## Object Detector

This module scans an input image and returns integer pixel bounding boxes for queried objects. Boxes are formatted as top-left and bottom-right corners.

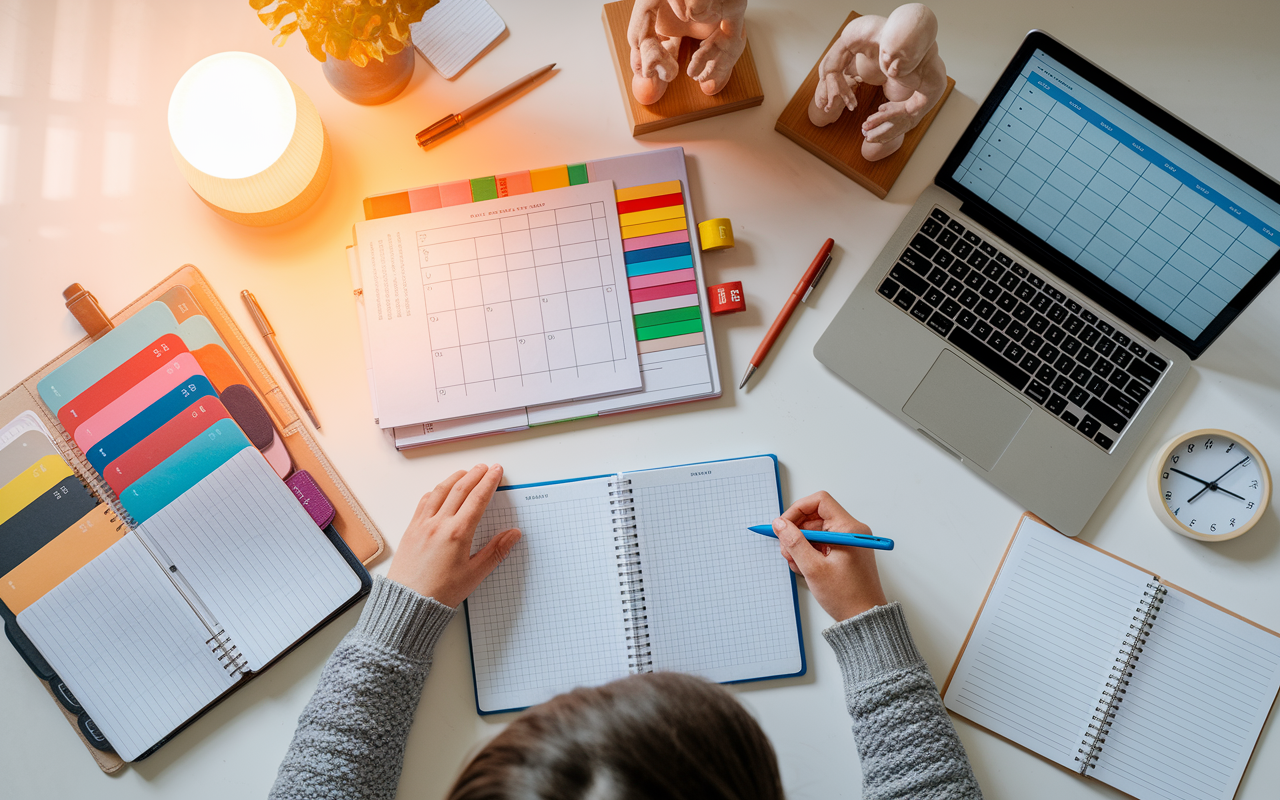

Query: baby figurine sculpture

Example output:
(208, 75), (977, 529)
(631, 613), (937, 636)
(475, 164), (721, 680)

(808, 4), (947, 161)
(627, 0), (748, 105)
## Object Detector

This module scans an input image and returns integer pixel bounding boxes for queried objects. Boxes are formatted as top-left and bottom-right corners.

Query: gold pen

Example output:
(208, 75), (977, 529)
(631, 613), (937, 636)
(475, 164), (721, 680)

(416, 63), (556, 148)
(241, 290), (321, 431)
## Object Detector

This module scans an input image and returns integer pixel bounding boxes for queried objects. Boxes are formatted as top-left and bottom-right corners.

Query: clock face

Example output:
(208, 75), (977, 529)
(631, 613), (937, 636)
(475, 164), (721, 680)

(1157, 433), (1268, 537)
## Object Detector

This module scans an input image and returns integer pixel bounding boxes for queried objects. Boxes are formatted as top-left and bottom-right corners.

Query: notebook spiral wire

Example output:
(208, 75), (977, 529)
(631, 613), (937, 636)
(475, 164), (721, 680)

(610, 477), (652, 674)
(207, 628), (249, 676)
(49, 414), (137, 529)
(1076, 582), (1166, 773)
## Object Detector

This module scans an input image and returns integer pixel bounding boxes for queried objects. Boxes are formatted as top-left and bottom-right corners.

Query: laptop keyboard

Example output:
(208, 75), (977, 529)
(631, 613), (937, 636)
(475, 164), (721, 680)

(876, 207), (1170, 452)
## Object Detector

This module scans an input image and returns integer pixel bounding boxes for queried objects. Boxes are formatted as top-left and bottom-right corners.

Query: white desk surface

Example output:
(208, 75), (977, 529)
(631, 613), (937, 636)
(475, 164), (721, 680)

(2, 1), (1278, 797)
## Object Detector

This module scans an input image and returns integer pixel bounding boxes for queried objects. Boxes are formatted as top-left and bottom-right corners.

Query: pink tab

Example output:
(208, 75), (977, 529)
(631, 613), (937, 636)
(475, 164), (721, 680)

(629, 280), (699, 304)
(74, 352), (205, 450)
(629, 268), (696, 290)
(439, 180), (474, 206)
(496, 171), (533, 197)
(623, 229), (691, 252)
(408, 185), (442, 211)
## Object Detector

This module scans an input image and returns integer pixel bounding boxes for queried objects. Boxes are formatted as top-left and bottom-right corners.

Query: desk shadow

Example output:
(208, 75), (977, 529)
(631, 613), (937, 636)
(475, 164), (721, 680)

(130, 601), (363, 780)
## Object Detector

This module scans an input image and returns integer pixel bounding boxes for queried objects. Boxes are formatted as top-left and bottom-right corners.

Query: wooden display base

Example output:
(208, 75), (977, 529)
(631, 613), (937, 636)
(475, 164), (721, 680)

(775, 11), (954, 199)
(603, 0), (764, 136)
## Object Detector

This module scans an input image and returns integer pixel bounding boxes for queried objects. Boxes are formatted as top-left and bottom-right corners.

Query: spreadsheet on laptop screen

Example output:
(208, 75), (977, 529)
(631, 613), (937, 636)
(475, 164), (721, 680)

(952, 49), (1280, 340)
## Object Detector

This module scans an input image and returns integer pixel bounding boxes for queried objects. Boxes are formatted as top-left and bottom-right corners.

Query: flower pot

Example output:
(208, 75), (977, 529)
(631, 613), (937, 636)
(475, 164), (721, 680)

(321, 47), (414, 105)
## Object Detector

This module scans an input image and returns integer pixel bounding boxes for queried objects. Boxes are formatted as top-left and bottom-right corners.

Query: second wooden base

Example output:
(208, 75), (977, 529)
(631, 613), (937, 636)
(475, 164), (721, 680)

(775, 10), (954, 199)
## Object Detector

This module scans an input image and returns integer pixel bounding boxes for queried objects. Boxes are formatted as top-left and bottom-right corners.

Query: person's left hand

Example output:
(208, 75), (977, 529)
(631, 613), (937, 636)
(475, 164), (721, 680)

(386, 464), (521, 608)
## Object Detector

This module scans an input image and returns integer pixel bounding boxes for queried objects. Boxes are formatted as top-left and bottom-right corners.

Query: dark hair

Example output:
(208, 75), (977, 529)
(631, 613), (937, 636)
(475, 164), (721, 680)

(446, 672), (785, 800)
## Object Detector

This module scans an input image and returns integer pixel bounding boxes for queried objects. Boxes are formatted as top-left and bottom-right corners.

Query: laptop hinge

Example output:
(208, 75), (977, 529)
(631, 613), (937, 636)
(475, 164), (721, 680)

(961, 202), (1165, 344)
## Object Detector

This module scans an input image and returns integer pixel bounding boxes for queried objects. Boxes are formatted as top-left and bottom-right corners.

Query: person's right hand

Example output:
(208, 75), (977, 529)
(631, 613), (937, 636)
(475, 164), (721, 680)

(772, 491), (887, 622)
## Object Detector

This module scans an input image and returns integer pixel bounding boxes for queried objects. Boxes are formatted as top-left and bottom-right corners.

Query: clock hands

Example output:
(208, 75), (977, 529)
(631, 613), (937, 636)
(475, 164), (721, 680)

(1179, 457), (1251, 503)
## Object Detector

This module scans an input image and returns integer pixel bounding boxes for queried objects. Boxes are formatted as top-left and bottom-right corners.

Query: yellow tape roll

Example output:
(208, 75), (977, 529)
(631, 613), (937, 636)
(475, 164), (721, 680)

(697, 218), (735, 250)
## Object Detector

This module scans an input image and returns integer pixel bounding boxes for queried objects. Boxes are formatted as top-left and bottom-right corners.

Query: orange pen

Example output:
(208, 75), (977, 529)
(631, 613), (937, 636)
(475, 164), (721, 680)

(738, 238), (835, 389)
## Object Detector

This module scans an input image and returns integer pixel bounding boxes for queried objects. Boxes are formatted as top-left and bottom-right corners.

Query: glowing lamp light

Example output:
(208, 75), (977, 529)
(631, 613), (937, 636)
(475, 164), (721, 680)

(168, 52), (330, 226)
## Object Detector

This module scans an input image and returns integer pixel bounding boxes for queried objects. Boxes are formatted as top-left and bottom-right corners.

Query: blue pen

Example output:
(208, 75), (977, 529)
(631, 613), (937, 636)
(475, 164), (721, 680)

(748, 524), (895, 551)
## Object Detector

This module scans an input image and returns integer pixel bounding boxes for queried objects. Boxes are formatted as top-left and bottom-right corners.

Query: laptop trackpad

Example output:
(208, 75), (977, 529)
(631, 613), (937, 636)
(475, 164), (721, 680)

(903, 351), (1031, 471)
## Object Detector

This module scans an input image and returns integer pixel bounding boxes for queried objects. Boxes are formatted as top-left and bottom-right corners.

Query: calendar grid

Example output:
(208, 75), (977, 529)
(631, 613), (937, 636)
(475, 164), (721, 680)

(417, 201), (630, 402)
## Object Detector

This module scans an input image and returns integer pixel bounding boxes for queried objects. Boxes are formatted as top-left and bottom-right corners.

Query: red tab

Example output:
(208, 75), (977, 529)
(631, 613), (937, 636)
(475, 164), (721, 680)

(57, 334), (190, 438)
(616, 192), (684, 216)
(101, 398), (232, 494)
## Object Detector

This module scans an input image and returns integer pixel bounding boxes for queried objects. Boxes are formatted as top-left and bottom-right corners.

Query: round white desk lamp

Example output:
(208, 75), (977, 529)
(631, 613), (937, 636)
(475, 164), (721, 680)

(168, 52), (331, 226)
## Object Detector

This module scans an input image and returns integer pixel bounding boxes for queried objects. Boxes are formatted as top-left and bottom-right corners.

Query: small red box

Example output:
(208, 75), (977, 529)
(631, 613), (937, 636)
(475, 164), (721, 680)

(708, 281), (746, 315)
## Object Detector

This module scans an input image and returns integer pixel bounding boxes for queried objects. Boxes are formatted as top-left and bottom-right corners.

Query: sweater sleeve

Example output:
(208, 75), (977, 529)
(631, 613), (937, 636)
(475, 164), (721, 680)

(823, 602), (983, 800)
(269, 576), (456, 800)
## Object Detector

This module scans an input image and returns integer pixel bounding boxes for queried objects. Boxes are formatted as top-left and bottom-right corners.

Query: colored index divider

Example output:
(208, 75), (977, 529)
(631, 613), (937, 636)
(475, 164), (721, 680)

(73, 352), (205, 450)
(0, 476), (99, 577)
(102, 397), (233, 494)
(86, 376), (217, 473)
(616, 192), (684, 216)
(0, 503), (124, 615)
(618, 204), (685, 228)
(118, 419), (251, 524)
(616, 180), (682, 203)
(0, 454), (74, 526)
(624, 242), (692, 264)
(530, 165), (570, 191)
(567, 163), (589, 185)
(470, 176), (499, 202)
(635, 305), (702, 330)
(626, 254), (695, 277)
(622, 217), (688, 240)
(56, 333), (190, 437)
(636, 318), (704, 342)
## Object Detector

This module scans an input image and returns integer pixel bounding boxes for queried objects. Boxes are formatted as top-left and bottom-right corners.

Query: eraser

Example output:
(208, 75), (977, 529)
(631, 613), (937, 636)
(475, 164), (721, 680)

(285, 470), (337, 529)
(220, 384), (274, 451)
(708, 281), (746, 315)
(697, 218), (734, 250)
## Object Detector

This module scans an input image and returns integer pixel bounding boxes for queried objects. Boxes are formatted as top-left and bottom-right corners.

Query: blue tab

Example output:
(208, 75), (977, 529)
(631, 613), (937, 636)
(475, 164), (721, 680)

(119, 421), (250, 523)
(623, 242), (692, 264)
(86, 376), (218, 473)
(625, 255), (695, 277)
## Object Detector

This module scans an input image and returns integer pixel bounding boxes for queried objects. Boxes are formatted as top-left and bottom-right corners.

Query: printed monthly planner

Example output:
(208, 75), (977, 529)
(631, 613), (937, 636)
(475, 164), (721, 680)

(352, 181), (642, 428)
(943, 515), (1280, 800)
(464, 455), (805, 714)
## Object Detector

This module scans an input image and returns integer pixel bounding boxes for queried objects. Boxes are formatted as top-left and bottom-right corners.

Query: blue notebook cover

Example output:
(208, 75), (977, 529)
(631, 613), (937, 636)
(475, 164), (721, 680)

(463, 454), (805, 715)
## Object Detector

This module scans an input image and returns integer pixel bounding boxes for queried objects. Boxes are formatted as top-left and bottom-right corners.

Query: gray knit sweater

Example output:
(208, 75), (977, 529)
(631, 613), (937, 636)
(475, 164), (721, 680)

(269, 577), (981, 799)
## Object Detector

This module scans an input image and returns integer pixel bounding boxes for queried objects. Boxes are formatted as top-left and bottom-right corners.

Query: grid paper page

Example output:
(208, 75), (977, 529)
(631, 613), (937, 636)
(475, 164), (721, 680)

(466, 477), (629, 712)
(1090, 586), (1280, 800)
(409, 0), (505, 79)
(355, 182), (641, 428)
(134, 447), (363, 671)
(628, 457), (802, 683)
(19, 534), (237, 761)
(953, 49), (1280, 340)
(944, 517), (1150, 771)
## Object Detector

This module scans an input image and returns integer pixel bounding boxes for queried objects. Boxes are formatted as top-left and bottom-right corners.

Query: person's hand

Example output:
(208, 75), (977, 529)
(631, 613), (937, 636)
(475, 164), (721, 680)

(862, 100), (917, 142)
(386, 464), (521, 608)
(773, 491), (887, 622)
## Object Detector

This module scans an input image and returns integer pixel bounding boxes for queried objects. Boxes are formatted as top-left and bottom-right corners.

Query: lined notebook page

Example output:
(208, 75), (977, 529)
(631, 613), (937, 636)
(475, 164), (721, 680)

(944, 517), (1152, 770)
(1090, 586), (1280, 800)
(18, 534), (237, 761)
(409, 0), (505, 79)
(468, 477), (629, 713)
(134, 447), (362, 671)
(628, 457), (802, 683)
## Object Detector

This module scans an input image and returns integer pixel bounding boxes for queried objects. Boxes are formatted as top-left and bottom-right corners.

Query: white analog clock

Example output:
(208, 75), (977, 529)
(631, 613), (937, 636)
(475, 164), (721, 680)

(1147, 429), (1271, 541)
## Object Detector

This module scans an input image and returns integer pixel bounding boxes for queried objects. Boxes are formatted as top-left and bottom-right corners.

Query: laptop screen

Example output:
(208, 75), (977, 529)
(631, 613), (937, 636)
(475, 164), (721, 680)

(943, 41), (1280, 352)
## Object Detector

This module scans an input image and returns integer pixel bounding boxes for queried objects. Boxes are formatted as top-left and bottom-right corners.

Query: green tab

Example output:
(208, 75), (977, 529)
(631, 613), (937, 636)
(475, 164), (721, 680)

(470, 176), (498, 201)
(635, 318), (704, 341)
(634, 305), (701, 329)
(567, 163), (589, 185)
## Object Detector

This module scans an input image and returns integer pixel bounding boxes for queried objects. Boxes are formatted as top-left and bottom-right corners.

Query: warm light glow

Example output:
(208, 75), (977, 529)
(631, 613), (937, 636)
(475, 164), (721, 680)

(168, 52), (296, 180)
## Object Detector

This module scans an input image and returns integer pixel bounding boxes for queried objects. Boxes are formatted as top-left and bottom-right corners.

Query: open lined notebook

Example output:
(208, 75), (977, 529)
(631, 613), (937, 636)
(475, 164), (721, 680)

(943, 515), (1280, 800)
(464, 455), (805, 714)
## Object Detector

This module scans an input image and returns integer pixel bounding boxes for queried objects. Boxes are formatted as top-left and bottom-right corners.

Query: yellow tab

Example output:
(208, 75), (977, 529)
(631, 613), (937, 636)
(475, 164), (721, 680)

(698, 217), (735, 250)
(0, 455), (72, 525)
(0, 505), (124, 614)
(622, 216), (689, 240)
(530, 166), (570, 191)
(616, 180), (682, 202)
(619, 204), (686, 228)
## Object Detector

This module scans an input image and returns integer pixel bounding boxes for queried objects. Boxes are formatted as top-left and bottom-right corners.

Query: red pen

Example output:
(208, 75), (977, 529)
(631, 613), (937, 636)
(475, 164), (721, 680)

(739, 238), (835, 389)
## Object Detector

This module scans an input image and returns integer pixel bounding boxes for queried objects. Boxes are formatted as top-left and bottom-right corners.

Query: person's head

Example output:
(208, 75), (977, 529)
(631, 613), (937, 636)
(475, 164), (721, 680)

(447, 672), (784, 800)
(878, 3), (938, 79)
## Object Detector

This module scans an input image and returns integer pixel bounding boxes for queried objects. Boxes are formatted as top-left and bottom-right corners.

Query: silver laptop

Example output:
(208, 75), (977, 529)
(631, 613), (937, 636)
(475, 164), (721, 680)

(815, 31), (1280, 535)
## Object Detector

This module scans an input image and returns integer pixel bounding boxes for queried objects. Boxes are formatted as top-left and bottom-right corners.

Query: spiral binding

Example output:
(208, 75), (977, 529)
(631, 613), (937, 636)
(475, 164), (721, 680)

(207, 629), (249, 676)
(48, 413), (137, 528)
(610, 477), (652, 674)
(1075, 581), (1167, 774)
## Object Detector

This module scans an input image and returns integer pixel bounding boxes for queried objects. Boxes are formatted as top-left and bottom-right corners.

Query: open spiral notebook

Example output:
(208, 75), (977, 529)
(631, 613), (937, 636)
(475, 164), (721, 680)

(463, 455), (805, 714)
(943, 514), (1280, 800)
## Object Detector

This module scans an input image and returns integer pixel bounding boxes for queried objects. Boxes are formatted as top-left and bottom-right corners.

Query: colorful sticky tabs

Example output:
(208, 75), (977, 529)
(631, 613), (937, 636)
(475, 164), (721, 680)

(56, 334), (190, 437)
(73, 352), (206, 450)
(0, 455), (74, 526)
